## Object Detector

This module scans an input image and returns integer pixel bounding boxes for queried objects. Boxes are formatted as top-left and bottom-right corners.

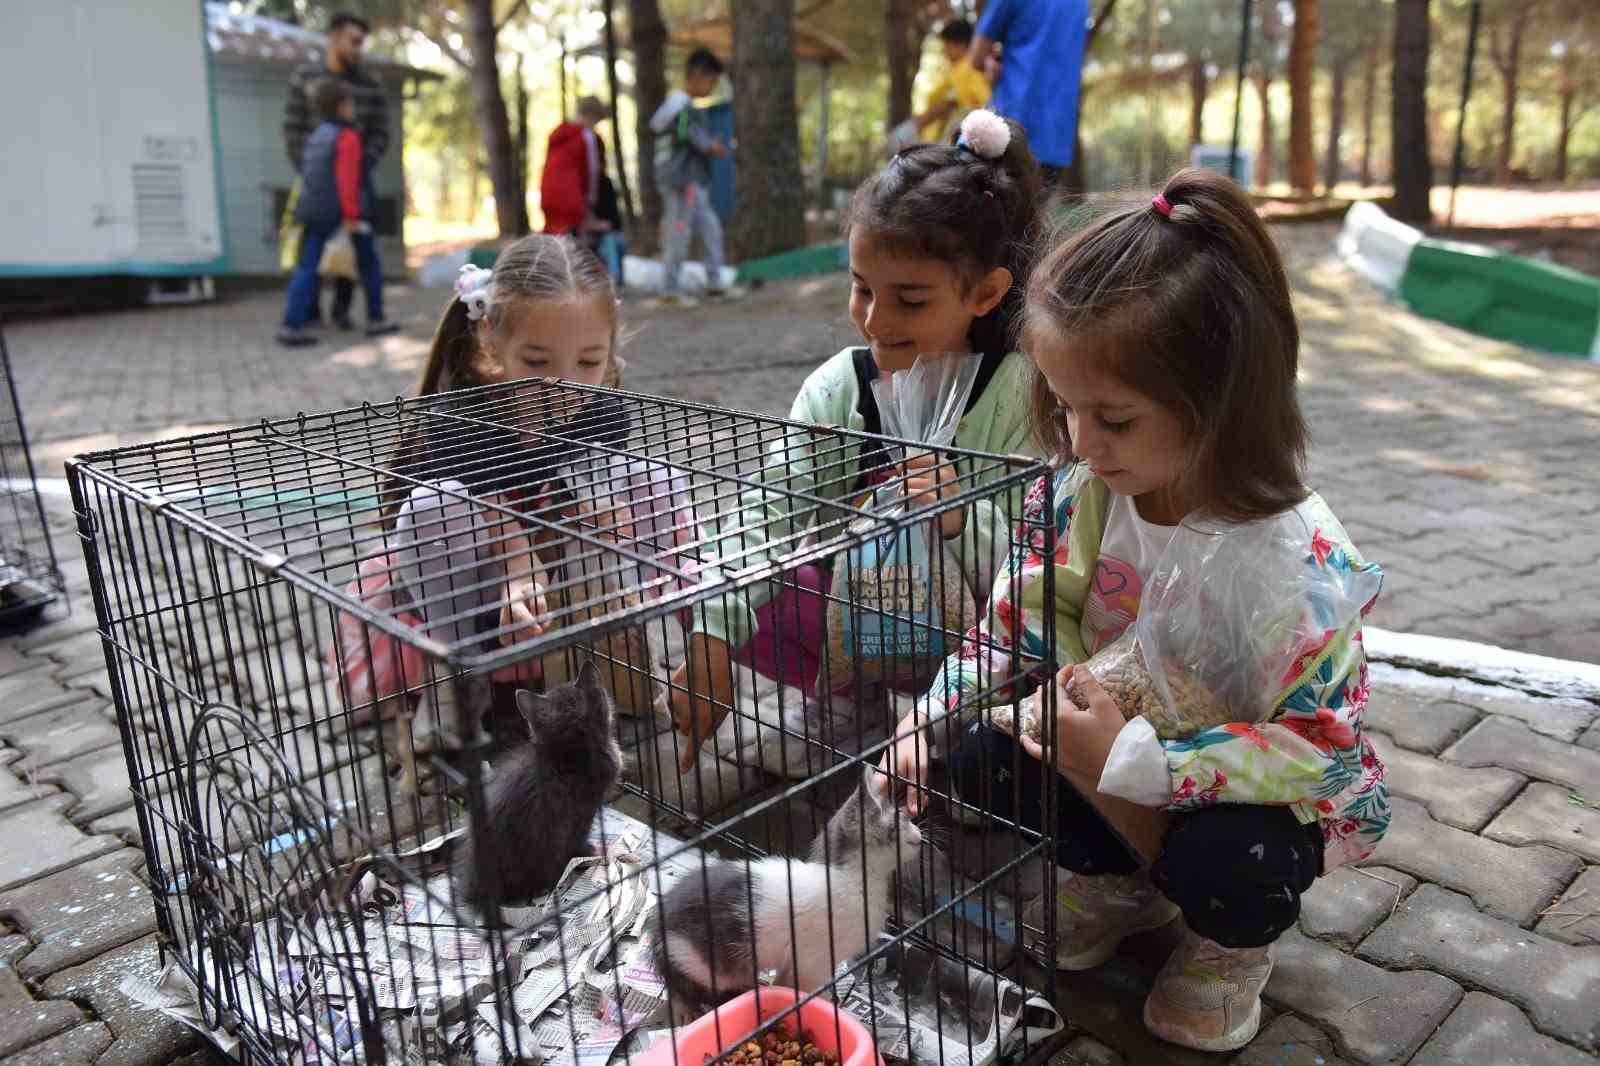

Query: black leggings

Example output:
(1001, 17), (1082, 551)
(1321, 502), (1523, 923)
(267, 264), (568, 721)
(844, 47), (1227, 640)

(949, 722), (1323, 949)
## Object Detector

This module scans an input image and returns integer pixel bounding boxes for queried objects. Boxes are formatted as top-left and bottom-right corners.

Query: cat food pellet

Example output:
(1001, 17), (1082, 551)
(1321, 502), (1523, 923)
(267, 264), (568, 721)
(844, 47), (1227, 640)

(718, 1027), (840, 1066)
(990, 633), (1234, 742)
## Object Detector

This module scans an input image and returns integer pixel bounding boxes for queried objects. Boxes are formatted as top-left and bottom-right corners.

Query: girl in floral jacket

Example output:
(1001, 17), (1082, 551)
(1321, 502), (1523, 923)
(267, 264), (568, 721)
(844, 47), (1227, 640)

(884, 169), (1387, 1053)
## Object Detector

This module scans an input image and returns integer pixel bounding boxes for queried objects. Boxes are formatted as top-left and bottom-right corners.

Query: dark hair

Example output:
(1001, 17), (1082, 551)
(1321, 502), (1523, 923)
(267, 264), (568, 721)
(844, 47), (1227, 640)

(686, 48), (724, 77)
(328, 12), (370, 34)
(845, 115), (1042, 358)
(1024, 168), (1308, 523)
(416, 234), (619, 398)
(939, 19), (975, 45)
(309, 78), (353, 121)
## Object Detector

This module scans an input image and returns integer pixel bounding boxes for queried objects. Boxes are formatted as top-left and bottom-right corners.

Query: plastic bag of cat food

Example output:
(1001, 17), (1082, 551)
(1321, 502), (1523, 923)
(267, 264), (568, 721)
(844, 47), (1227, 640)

(826, 354), (981, 690)
(997, 506), (1382, 740)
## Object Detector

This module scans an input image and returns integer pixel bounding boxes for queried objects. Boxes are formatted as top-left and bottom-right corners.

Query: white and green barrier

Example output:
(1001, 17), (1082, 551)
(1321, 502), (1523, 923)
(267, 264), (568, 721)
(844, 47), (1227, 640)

(1338, 201), (1600, 362)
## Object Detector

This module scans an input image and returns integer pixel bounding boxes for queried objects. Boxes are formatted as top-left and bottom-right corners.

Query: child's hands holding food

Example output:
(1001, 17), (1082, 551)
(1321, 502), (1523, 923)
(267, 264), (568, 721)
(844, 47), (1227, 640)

(1003, 664), (1126, 782)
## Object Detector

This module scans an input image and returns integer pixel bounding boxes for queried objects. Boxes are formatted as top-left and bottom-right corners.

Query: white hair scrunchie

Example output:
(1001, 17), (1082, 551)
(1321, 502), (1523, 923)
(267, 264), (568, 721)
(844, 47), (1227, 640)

(455, 264), (493, 322)
(957, 110), (1011, 160)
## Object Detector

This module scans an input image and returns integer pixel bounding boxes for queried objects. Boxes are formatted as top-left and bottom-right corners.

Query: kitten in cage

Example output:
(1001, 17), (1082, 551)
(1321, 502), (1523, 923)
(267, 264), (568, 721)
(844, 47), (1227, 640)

(457, 659), (622, 911)
(652, 765), (923, 1017)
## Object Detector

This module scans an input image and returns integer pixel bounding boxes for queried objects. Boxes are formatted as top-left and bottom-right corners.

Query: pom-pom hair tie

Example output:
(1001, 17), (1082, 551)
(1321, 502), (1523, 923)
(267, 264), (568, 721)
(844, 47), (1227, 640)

(455, 264), (493, 321)
(956, 110), (1011, 160)
(1151, 194), (1173, 218)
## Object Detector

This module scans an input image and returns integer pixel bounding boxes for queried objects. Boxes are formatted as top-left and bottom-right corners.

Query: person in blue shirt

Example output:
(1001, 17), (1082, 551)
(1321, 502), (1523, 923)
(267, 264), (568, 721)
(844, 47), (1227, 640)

(971, 0), (1090, 187)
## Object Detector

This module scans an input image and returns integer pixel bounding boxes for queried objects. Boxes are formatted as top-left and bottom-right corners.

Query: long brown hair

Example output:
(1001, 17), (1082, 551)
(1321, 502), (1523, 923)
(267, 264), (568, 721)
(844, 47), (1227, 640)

(1025, 168), (1308, 523)
(384, 236), (620, 524)
(416, 234), (620, 396)
(845, 115), (1043, 358)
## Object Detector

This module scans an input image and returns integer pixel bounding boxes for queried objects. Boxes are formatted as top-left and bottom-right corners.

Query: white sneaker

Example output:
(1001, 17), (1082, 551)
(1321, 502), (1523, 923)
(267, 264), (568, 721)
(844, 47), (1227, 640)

(1143, 923), (1275, 1052)
(1022, 868), (1179, 971)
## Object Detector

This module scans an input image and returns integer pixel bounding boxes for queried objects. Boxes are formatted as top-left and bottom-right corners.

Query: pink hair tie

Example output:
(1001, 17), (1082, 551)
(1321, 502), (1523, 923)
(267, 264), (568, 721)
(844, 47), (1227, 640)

(1151, 194), (1173, 218)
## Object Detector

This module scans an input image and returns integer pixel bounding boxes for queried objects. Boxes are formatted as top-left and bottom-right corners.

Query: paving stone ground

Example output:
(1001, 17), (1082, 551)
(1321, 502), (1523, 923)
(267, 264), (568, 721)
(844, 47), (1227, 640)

(4, 228), (1600, 1062)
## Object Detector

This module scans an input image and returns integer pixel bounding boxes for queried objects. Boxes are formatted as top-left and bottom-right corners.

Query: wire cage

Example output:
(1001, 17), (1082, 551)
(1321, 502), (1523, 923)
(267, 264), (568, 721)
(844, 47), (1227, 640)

(67, 379), (1065, 1066)
(0, 324), (66, 629)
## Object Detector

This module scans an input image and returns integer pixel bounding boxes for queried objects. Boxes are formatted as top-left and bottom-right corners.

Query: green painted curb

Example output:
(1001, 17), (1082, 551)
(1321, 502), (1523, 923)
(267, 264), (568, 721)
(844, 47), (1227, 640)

(734, 241), (848, 284)
(1399, 237), (1600, 359)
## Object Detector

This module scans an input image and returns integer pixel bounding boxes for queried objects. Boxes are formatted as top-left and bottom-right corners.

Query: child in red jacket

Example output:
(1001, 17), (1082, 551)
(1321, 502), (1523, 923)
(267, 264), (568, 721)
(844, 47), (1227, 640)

(278, 79), (396, 347)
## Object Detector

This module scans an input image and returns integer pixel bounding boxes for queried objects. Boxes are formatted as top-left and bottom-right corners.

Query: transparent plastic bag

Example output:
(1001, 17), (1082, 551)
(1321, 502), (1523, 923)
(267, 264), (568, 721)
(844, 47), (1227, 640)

(826, 353), (983, 688)
(999, 506), (1381, 740)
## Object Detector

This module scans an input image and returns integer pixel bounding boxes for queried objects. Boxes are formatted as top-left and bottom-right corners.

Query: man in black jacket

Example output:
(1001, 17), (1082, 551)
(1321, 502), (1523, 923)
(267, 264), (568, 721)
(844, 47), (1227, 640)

(282, 12), (396, 334)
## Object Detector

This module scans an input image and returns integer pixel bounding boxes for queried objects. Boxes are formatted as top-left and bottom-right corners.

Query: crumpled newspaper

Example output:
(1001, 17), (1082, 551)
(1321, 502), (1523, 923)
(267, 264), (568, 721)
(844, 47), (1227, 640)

(831, 938), (1062, 1066)
(119, 806), (685, 1065)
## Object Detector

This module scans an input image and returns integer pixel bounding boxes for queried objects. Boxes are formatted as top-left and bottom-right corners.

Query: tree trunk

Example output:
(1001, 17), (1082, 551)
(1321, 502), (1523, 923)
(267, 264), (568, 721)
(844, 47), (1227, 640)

(1556, 54), (1575, 184)
(1359, 32), (1379, 186)
(1061, 0), (1122, 195)
(1390, 0), (1432, 224)
(513, 53), (529, 225)
(887, 0), (919, 128)
(628, 0), (668, 247)
(601, 0), (636, 231)
(1288, 0), (1319, 195)
(437, 147), (453, 219)
(464, 0), (525, 236)
(1325, 58), (1346, 194)
(1188, 58), (1209, 146)
(730, 0), (808, 258)
(1490, 14), (1528, 185)
(1253, 71), (1275, 188)
(468, 152), (482, 222)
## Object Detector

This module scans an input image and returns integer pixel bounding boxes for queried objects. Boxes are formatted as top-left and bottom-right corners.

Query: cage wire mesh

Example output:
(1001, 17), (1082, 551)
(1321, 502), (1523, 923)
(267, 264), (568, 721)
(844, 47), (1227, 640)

(0, 324), (66, 629)
(67, 379), (1064, 1066)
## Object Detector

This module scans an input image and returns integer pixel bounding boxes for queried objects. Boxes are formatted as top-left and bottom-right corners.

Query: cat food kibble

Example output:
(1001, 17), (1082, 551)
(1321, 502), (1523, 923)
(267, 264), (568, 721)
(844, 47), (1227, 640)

(713, 1029), (836, 1066)
(992, 632), (1233, 741)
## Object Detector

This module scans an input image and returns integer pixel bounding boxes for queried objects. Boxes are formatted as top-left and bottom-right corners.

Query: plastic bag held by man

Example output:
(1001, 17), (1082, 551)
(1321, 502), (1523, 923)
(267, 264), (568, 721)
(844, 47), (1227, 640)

(996, 510), (1383, 739)
(827, 353), (983, 688)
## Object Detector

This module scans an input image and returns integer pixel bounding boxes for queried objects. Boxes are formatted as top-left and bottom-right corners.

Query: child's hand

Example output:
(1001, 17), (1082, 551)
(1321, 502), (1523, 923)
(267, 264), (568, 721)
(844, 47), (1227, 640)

(669, 633), (736, 772)
(710, 139), (730, 158)
(1016, 665), (1125, 781)
(499, 573), (549, 646)
(879, 708), (933, 817)
(901, 451), (966, 539)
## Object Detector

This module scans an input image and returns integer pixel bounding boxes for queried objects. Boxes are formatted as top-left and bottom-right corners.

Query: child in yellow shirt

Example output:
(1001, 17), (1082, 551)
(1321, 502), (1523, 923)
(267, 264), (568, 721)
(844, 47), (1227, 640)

(913, 19), (991, 143)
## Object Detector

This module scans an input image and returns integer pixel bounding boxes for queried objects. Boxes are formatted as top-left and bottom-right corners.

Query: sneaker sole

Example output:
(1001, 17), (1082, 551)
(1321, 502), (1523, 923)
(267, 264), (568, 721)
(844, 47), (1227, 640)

(1141, 952), (1273, 1052)
(1143, 994), (1262, 1053)
(1051, 895), (1181, 971)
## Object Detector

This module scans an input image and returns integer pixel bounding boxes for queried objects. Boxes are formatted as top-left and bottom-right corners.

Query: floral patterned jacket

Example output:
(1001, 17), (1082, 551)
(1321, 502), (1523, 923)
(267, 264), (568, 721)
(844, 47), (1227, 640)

(924, 463), (1390, 871)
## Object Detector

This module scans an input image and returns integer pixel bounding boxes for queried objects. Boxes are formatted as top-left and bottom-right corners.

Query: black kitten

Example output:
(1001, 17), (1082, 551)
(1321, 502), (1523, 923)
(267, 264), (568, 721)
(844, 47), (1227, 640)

(458, 660), (622, 912)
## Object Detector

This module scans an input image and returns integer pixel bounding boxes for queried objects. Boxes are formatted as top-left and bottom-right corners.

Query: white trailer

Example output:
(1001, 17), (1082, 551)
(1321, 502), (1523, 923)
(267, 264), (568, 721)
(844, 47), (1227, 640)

(0, 0), (227, 281)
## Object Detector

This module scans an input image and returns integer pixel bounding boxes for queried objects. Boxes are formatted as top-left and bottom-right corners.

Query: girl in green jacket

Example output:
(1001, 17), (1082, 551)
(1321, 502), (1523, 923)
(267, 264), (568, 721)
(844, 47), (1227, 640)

(668, 110), (1047, 776)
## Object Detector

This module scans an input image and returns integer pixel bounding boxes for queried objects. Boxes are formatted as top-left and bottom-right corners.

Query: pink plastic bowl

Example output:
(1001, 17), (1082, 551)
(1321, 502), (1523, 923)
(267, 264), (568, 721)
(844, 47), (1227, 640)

(635, 987), (883, 1066)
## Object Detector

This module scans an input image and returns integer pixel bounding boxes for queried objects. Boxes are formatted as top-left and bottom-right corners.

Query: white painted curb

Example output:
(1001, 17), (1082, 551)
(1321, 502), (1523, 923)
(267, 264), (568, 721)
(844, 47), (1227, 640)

(1337, 201), (1421, 294)
(1366, 626), (1600, 704)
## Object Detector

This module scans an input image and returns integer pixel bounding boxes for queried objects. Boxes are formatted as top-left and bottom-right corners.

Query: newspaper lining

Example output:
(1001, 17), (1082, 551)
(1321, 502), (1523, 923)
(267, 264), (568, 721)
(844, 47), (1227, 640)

(117, 806), (1059, 1066)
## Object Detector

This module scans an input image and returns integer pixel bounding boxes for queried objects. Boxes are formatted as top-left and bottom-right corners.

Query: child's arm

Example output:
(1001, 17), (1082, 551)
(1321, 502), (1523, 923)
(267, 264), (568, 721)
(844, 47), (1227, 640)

(335, 128), (364, 225)
(1099, 619), (1374, 816)
(886, 466), (1101, 807)
(486, 510), (549, 645)
(670, 372), (854, 768)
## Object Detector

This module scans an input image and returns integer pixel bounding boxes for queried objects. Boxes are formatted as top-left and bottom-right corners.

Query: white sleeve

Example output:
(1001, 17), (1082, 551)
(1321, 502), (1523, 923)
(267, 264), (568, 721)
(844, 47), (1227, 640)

(649, 90), (690, 133)
(1097, 716), (1170, 807)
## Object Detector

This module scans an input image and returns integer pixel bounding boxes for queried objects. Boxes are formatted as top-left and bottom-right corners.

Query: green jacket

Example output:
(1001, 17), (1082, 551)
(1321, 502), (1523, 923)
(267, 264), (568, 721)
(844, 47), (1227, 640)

(692, 347), (1041, 648)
